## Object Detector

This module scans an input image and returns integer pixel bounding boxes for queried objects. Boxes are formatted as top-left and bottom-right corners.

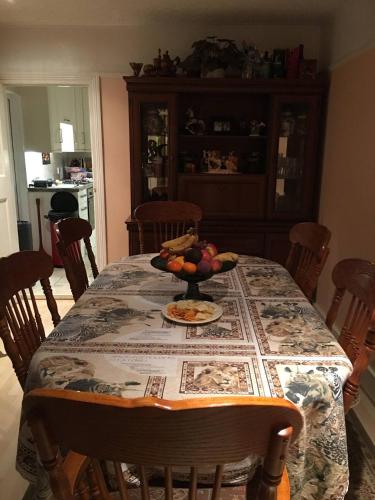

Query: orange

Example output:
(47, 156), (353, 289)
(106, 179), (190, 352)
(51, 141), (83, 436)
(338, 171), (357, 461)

(167, 260), (183, 273)
(182, 262), (197, 274)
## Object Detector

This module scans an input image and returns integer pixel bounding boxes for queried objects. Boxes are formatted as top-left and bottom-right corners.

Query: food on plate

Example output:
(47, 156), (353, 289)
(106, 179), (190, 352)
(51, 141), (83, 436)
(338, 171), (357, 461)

(166, 300), (216, 322)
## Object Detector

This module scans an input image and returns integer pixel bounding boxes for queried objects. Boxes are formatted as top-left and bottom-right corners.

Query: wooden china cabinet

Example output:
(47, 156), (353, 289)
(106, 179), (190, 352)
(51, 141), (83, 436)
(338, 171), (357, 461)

(124, 76), (328, 263)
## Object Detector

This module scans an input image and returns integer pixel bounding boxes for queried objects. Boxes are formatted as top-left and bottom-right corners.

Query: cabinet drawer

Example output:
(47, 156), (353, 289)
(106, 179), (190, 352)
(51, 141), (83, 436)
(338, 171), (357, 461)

(178, 174), (265, 219)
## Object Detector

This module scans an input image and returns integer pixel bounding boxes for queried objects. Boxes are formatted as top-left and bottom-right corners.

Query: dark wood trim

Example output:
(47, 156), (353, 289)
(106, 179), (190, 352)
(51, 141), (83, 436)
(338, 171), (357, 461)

(124, 76), (328, 95)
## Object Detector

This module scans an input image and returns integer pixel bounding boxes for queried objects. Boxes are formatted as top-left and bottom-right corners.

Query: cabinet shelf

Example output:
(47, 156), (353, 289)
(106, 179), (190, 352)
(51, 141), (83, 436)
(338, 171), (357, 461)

(179, 134), (267, 139)
(178, 172), (266, 177)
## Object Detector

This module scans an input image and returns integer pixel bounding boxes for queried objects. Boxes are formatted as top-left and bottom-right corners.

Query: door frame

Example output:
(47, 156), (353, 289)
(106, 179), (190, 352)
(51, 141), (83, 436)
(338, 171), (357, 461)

(0, 74), (107, 270)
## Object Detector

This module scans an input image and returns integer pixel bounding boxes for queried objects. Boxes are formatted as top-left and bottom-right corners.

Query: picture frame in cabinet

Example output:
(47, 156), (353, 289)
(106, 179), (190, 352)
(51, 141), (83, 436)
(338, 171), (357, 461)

(211, 116), (233, 135)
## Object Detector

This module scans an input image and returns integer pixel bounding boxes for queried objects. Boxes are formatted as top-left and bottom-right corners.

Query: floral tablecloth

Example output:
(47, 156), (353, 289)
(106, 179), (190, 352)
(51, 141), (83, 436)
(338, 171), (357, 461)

(18, 254), (352, 499)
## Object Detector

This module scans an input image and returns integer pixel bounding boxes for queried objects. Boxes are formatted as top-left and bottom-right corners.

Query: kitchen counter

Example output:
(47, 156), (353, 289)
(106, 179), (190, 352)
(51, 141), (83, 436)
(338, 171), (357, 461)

(28, 183), (92, 192)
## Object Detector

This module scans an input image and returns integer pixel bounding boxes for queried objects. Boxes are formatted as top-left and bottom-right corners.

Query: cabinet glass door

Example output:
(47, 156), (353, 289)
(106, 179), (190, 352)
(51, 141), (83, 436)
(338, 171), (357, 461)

(270, 96), (319, 218)
(140, 102), (170, 203)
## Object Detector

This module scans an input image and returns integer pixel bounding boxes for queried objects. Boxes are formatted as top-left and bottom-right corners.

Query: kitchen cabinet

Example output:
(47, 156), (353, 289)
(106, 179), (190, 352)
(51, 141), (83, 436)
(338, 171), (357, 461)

(74, 87), (91, 151)
(124, 77), (328, 263)
(11, 87), (51, 152)
(48, 86), (90, 152)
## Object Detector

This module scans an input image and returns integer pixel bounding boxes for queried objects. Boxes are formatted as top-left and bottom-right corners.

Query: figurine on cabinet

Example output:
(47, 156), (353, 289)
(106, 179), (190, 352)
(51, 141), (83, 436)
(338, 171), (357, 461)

(207, 150), (223, 171)
(224, 152), (239, 172)
(202, 150), (239, 173)
(144, 48), (180, 77)
(160, 50), (180, 76)
(143, 108), (164, 135)
(249, 120), (267, 136)
(184, 108), (206, 135)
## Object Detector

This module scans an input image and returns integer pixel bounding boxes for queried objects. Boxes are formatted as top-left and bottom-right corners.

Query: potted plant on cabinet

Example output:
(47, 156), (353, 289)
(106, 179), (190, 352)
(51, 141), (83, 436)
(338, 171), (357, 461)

(181, 36), (243, 78)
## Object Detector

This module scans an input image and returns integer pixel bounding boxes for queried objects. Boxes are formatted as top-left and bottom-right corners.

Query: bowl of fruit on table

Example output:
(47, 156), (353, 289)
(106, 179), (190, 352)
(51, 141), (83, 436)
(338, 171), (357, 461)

(150, 228), (238, 301)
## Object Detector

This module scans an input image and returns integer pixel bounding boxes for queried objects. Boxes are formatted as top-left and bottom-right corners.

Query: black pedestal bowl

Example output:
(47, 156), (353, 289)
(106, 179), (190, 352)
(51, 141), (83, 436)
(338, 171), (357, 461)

(151, 255), (236, 302)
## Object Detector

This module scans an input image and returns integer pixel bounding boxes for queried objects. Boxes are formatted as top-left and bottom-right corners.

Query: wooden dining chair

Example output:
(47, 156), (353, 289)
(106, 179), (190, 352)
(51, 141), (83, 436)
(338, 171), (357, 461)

(56, 217), (98, 302)
(285, 222), (331, 301)
(325, 258), (375, 414)
(0, 250), (60, 389)
(134, 201), (203, 253)
(24, 390), (303, 500)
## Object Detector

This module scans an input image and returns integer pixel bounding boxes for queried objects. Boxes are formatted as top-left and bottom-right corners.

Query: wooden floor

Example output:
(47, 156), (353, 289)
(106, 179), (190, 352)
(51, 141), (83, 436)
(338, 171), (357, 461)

(0, 299), (74, 500)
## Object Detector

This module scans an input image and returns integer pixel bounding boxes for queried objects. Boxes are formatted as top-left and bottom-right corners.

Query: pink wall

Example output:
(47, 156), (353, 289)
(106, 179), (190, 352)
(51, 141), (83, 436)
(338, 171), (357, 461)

(100, 77), (131, 261)
(317, 47), (375, 314)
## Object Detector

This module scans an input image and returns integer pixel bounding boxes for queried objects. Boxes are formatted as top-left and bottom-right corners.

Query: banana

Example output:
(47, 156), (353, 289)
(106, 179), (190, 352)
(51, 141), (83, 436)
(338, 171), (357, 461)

(169, 233), (198, 254)
(214, 252), (239, 263)
(161, 228), (197, 250)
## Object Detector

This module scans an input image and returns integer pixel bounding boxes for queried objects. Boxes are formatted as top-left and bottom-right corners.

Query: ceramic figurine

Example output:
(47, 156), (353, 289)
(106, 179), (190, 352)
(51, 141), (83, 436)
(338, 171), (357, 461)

(224, 152), (238, 172)
(184, 108), (206, 135)
(129, 62), (143, 77)
(143, 64), (156, 76)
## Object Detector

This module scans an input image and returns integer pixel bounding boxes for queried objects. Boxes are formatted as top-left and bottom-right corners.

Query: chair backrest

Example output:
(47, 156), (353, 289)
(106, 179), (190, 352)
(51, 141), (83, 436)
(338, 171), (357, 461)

(0, 251), (60, 388)
(326, 258), (375, 413)
(56, 218), (98, 302)
(134, 201), (203, 253)
(24, 390), (303, 500)
(285, 222), (331, 301)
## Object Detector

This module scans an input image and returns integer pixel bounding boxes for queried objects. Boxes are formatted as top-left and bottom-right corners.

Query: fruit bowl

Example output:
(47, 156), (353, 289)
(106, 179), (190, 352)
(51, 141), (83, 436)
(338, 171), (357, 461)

(151, 255), (236, 302)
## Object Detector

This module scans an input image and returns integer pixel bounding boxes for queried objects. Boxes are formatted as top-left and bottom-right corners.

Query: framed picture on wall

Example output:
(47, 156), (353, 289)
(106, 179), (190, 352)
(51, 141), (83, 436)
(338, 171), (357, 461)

(42, 152), (51, 165)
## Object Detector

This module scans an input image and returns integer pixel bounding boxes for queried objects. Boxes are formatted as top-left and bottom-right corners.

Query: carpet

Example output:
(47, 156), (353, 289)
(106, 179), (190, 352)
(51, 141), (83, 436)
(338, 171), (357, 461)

(345, 414), (375, 499)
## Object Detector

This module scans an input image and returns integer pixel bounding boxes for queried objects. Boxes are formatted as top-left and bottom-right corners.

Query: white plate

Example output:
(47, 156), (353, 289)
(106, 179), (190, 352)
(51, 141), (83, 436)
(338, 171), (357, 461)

(162, 300), (223, 325)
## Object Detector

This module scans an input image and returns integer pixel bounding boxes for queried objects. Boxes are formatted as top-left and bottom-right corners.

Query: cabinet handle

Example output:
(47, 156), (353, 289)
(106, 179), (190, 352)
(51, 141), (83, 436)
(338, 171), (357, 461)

(81, 131), (85, 145)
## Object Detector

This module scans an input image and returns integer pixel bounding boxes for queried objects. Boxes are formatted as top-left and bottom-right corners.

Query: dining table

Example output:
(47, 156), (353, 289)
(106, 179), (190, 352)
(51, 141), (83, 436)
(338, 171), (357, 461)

(17, 253), (353, 500)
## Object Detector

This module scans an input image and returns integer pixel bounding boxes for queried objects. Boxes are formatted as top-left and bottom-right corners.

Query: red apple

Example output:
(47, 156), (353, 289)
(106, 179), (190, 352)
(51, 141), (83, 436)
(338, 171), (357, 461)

(211, 259), (223, 273)
(201, 250), (212, 261)
(197, 260), (211, 274)
(160, 249), (170, 259)
(206, 243), (218, 257)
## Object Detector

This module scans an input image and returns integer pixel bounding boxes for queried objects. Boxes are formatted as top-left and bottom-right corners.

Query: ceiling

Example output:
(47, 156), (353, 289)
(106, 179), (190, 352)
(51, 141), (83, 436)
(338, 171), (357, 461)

(0, 0), (340, 26)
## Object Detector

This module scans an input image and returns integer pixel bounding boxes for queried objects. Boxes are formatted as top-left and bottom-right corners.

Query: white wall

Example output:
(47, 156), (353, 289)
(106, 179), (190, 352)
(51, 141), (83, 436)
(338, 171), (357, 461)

(0, 24), (321, 75)
(328, 0), (375, 67)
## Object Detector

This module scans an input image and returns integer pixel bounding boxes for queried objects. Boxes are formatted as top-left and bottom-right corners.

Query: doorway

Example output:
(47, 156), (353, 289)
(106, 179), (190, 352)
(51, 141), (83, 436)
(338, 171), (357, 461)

(1, 76), (105, 298)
